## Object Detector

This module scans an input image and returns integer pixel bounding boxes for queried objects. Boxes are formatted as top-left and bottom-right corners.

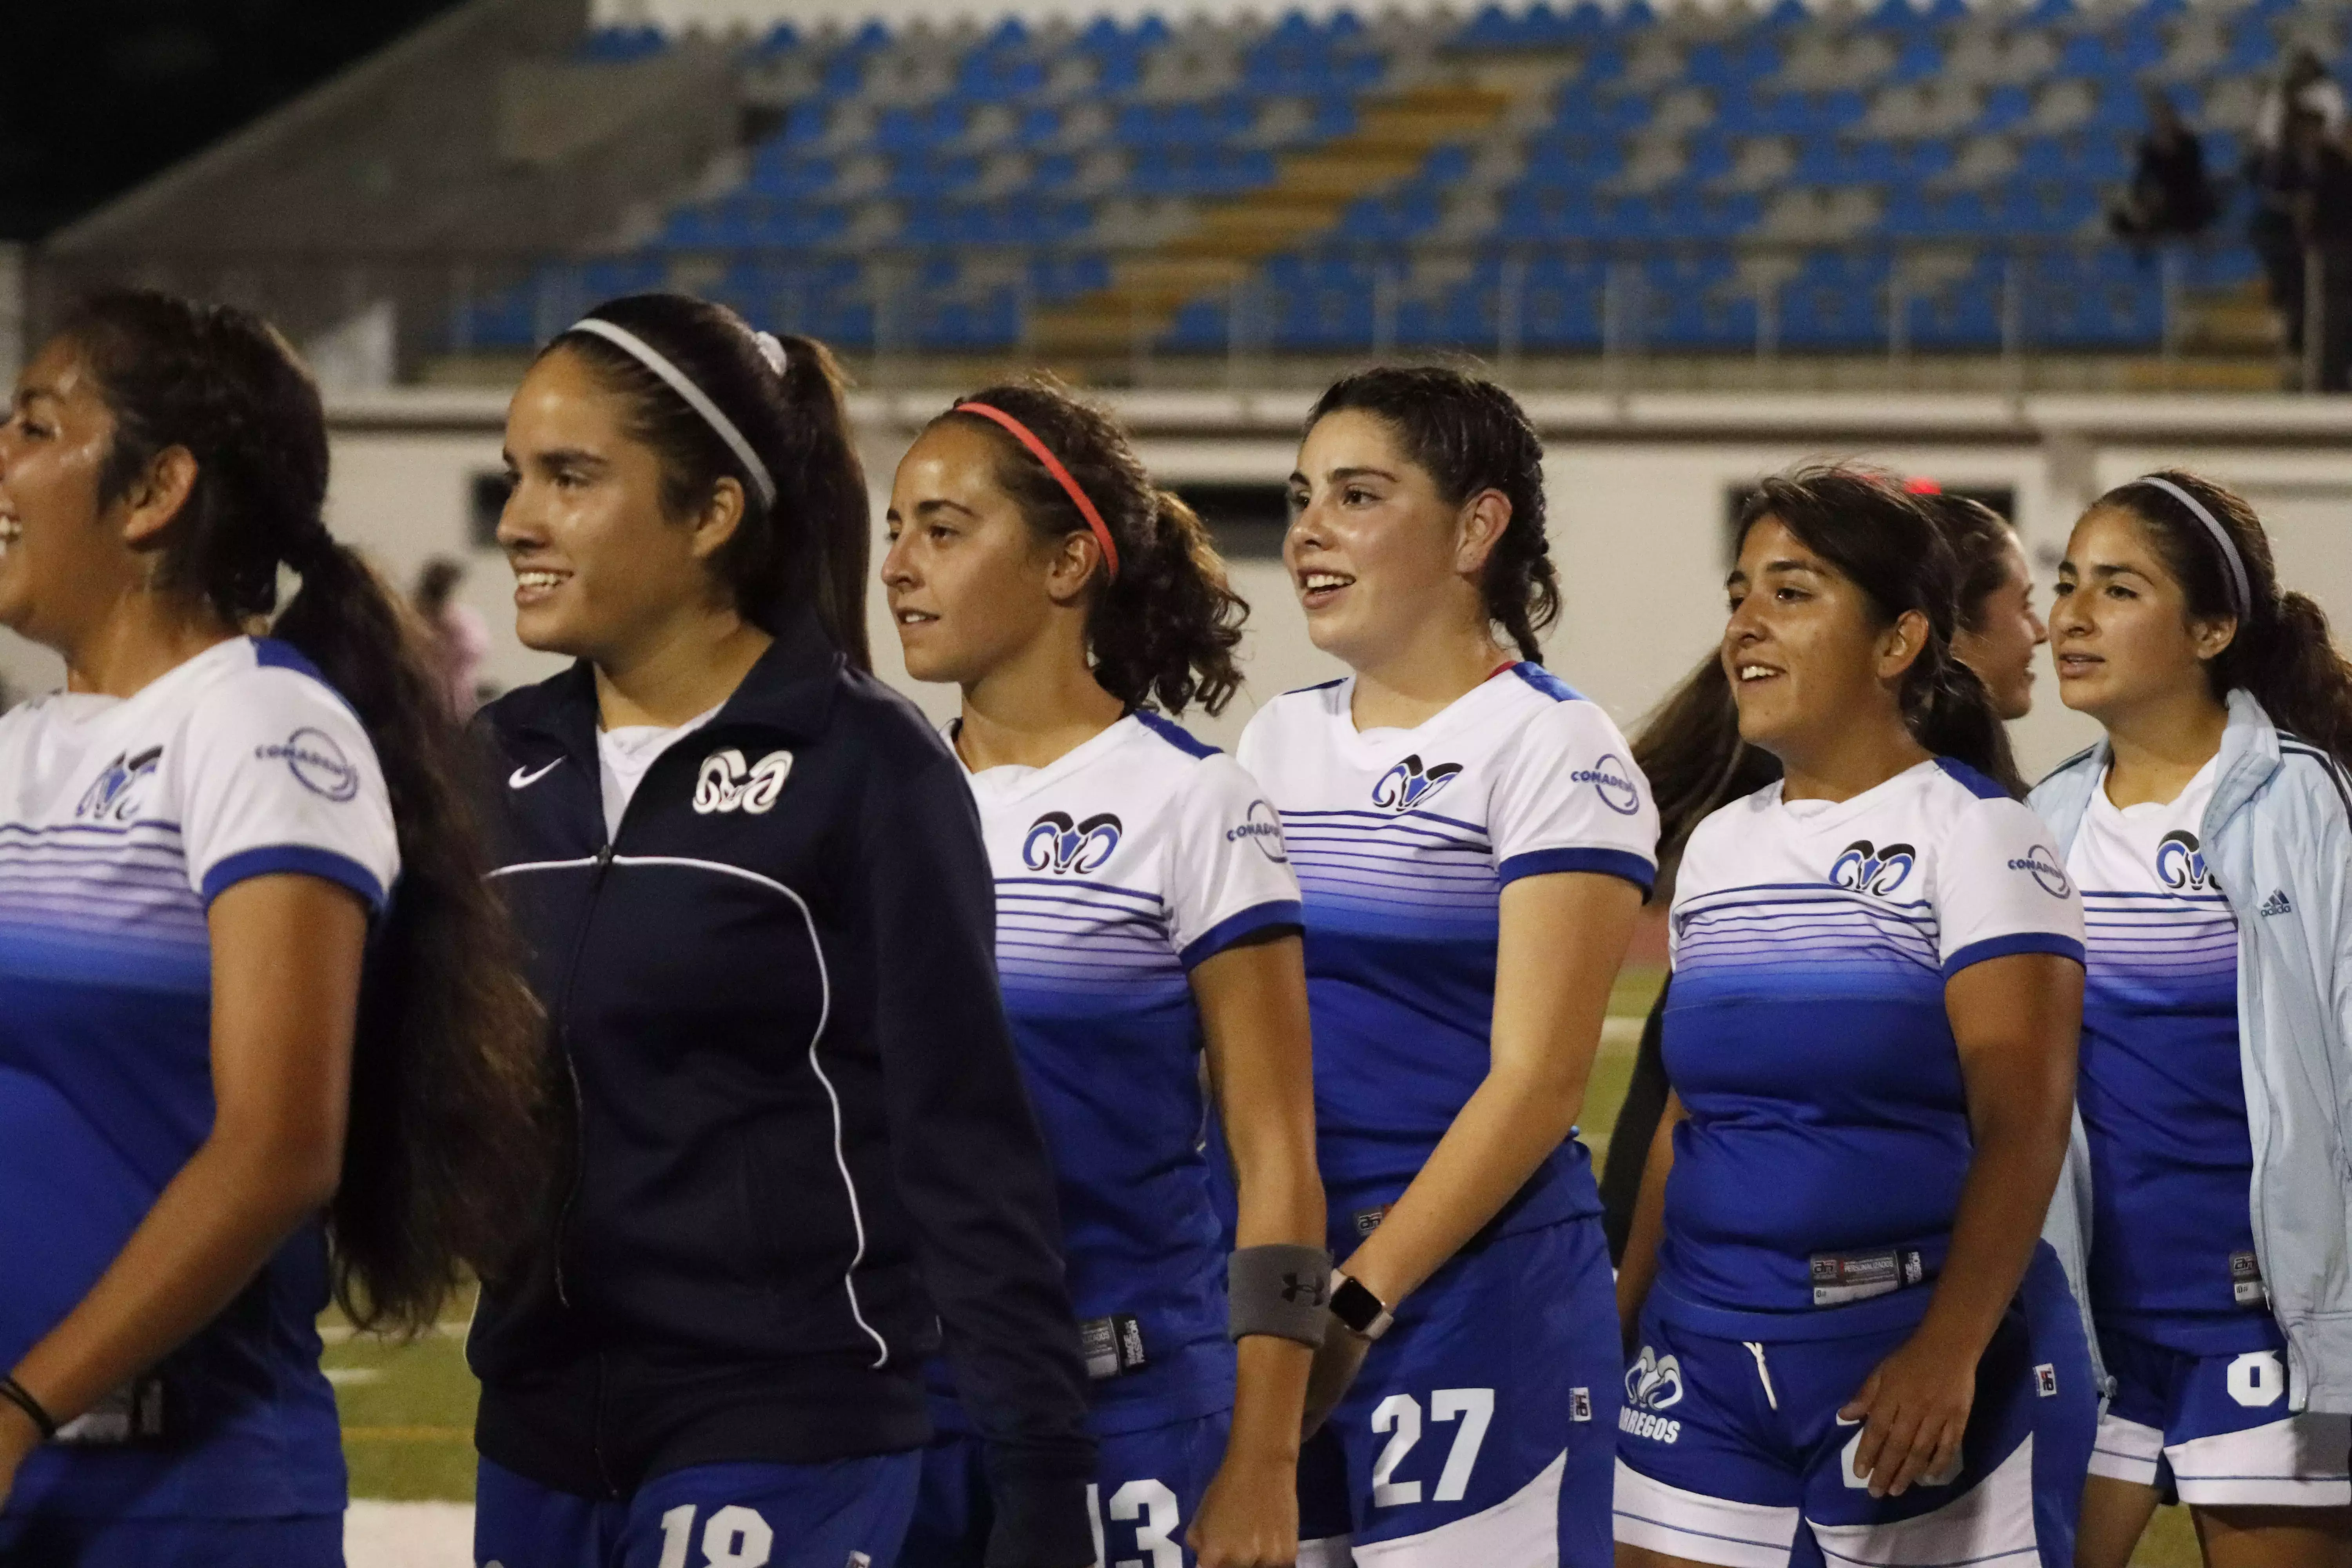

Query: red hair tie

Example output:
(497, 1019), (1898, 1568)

(955, 401), (1120, 581)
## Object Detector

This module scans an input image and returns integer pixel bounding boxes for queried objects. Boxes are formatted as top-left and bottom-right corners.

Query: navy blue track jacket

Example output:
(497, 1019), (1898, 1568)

(465, 612), (1096, 1566)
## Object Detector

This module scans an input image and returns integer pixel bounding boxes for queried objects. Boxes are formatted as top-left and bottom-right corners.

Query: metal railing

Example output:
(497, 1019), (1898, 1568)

(24, 233), (2309, 394)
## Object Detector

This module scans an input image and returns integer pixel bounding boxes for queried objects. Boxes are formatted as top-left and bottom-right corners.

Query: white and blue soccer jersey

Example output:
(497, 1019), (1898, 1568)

(2069, 761), (2264, 1346)
(1657, 759), (2085, 1339)
(956, 711), (1300, 1434)
(0, 636), (396, 1520)
(1237, 665), (1659, 1245)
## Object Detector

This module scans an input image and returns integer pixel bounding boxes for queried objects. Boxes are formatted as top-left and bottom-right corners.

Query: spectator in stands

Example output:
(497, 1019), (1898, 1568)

(411, 555), (489, 718)
(2254, 47), (2347, 154)
(2299, 118), (2352, 390)
(2111, 91), (2218, 245)
(2249, 107), (2324, 368)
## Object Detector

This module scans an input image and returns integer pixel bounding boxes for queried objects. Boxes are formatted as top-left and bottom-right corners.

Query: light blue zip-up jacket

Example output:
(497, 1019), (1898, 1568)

(2034, 690), (2352, 1414)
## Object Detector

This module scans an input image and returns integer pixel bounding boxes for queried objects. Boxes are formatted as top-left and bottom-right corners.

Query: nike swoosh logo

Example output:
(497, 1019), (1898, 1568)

(508, 759), (563, 790)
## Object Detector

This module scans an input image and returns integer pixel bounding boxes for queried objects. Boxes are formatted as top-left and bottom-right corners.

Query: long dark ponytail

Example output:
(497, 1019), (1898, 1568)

(938, 376), (1246, 717)
(1738, 465), (2024, 796)
(547, 294), (871, 670)
(64, 288), (549, 1331)
(2094, 470), (2352, 768)
(1634, 653), (1783, 880)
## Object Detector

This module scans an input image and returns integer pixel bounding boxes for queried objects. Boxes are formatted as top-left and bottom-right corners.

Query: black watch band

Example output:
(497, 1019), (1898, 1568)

(1328, 1271), (1394, 1341)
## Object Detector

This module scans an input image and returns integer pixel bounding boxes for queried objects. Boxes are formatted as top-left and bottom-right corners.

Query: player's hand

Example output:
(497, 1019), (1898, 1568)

(1299, 1323), (1370, 1440)
(1838, 1329), (1976, 1499)
(1187, 1443), (1300, 1568)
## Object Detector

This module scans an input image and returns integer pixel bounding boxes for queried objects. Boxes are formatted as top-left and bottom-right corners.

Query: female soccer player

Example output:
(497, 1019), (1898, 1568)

(1926, 492), (2049, 725)
(1239, 366), (1658, 1567)
(1603, 491), (2051, 1239)
(0, 289), (545, 1562)
(469, 296), (1096, 1568)
(2035, 472), (2352, 1568)
(1613, 466), (2086, 1568)
(881, 379), (1327, 1568)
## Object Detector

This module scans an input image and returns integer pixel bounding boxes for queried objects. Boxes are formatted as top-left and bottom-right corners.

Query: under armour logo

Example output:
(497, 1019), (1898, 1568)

(1279, 1273), (1327, 1306)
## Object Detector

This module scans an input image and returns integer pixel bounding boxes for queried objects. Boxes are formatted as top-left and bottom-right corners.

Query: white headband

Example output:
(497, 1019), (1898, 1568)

(2133, 474), (2252, 620)
(565, 318), (777, 508)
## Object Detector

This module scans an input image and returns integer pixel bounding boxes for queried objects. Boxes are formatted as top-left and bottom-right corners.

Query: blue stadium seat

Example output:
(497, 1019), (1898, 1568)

(577, 25), (668, 64)
(534, 0), (2275, 365)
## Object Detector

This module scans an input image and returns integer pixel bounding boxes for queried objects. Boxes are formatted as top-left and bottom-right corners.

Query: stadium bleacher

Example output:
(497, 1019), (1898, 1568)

(453, 0), (2337, 363)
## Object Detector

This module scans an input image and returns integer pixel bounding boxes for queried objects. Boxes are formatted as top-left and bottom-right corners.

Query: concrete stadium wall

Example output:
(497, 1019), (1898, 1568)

(2, 388), (2345, 785)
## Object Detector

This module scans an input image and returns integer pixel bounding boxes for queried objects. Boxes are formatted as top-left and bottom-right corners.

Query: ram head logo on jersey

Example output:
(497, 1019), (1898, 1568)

(76, 746), (163, 823)
(1022, 811), (1122, 875)
(1830, 839), (1916, 897)
(2156, 830), (2216, 892)
(1625, 1346), (1684, 1411)
(1371, 754), (1463, 812)
(693, 748), (792, 815)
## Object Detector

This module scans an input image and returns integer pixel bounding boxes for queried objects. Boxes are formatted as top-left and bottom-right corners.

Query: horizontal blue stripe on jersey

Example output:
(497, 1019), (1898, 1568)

(1292, 879), (1499, 915)
(0, 820), (185, 839)
(0, 922), (211, 993)
(1002, 893), (1167, 921)
(1000, 930), (1169, 960)
(1179, 899), (1303, 971)
(0, 881), (204, 917)
(994, 875), (1163, 907)
(0, 869), (198, 906)
(1275, 805), (1491, 838)
(1280, 815), (1490, 845)
(1301, 897), (1497, 942)
(2080, 888), (2233, 903)
(1678, 911), (1939, 947)
(1287, 857), (1495, 891)
(1281, 840), (1496, 873)
(0, 893), (206, 935)
(1679, 880), (1936, 912)
(1943, 930), (2085, 978)
(998, 959), (1183, 982)
(1679, 939), (1939, 974)
(1498, 846), (1654, 891)
(200, 846), (387, 913)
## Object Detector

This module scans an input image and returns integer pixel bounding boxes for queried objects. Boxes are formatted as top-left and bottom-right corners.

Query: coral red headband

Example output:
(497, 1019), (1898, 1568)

(955, 401), (1120, 581)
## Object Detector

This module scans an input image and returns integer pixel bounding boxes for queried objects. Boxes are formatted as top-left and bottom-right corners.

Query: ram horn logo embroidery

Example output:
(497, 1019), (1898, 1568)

(1624, 1345), (1684, 1412)
(693, 748), (793, 815)
(1371, 754), (1463, 812)
(1022, 811), (1123, 875)
(1830, 839), (1917, 897)
(2155, 829), (2216, 892)
(75, 746), (164, 822)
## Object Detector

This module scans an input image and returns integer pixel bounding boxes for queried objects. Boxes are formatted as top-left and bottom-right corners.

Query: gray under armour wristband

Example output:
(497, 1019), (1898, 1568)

(1228, 1244), (1333, 1347)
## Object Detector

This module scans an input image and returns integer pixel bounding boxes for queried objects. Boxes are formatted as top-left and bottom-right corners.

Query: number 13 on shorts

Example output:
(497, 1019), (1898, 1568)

(1088, 1478), (1183, 1568)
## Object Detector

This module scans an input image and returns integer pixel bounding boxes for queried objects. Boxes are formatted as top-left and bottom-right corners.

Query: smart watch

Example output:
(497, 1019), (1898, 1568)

(1328, 1270), (1394, 1341)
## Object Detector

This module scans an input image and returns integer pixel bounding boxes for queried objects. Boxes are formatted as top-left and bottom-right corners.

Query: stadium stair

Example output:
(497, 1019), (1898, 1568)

(1026, 81), (1516, 355)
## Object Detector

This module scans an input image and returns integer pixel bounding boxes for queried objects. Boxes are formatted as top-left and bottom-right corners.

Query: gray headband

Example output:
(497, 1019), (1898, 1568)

(565, 318), (778, 508)
(2133, 474), (2252, 620)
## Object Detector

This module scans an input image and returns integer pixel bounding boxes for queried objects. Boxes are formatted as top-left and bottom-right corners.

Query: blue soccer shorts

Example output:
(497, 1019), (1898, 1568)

(901, 1409), (1225, 1566)
(474, 1452), (919, 1568)
(1613, 1290), (2072, 1568)
(1297, 1216), (1621, 1568)
(2089, 1321), (2352, 1507)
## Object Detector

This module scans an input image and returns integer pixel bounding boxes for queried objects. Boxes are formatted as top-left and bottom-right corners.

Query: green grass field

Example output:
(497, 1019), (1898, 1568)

(325, 961), (2200, 1564)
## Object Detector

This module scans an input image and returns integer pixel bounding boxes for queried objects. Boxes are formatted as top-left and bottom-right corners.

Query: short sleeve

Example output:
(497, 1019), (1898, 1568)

(1935, 796), (2085, 978)
(180, 668), (400, 912)
(1167, 753), (1304, 970)
(1489, 699), (1661, 895)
